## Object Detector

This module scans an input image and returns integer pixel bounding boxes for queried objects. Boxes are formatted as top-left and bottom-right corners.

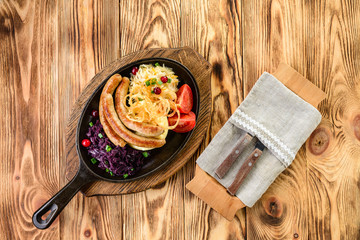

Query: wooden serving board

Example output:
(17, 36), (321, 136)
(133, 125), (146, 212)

(65, 47), (212, 196)
(186, 63), (326, 221)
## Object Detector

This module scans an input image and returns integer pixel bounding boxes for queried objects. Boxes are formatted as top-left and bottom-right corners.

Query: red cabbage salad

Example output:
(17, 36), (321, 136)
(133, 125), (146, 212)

(81, 111), (149, 179)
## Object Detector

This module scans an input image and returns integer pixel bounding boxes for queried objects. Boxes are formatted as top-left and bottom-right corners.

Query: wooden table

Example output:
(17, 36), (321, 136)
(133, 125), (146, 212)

(1, 0), (359, 239)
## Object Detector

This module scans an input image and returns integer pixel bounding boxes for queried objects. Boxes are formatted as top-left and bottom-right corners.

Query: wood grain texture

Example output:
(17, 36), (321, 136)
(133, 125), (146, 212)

(305, 1), (360, 239)
(0, 0), (60, 239)
(1, 0), (360, 239)
(181, 0), (246, 239)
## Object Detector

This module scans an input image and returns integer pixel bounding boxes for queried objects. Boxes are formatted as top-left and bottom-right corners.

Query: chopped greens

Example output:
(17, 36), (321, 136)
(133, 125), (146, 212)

(106, 145), (112, 152)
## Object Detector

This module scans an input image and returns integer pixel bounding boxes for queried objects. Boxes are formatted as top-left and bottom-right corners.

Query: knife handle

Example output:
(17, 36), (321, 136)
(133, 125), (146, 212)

(227, 147), (264, 195)
(215, 133), (253, 179)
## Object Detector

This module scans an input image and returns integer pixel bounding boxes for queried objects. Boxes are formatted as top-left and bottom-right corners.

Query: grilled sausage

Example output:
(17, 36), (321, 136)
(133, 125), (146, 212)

(99, 98), (126, 147)
(115, 77), (164, 137)
(102, 74), (122, 94)
(99, 74), (126, 147)
(102, 94), (166, 148)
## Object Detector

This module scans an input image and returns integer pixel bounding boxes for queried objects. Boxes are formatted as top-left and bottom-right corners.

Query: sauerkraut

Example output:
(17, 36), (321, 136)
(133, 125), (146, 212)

(125, 64), (180, 129)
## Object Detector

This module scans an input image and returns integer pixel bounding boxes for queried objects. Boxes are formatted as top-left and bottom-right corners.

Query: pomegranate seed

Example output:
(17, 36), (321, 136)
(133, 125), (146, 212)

(132, 67), (139, 75)
(153, 87), (161, 94)
(81, 139), (91, 147)
(91, 110), (99, 118)
(160, 76), (168, 83)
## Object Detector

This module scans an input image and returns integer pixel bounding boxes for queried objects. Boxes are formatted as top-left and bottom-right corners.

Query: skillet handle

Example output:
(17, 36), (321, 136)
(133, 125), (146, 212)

(32, 165), (95, 229)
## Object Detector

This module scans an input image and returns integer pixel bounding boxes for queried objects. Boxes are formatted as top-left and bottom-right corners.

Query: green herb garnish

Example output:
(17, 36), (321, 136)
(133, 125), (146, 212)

(98, 133), (103, 138)
(145, 80), (150, 86)
(151, 78), (157, 85)
(158, 81), (163, 85)
(104, 161), (109, 165)
(138, 98), (143, 101)
(151, 90), (154, 94)
(106, 168), (109, 172)
(91, 158), (97, 164)
(167, 78), (172, 83)
(123, 173), (129, 179)
(155, 62), (160, 67)
(110, 171), (113, 176)
(106, 145), (112, 152)
(131, 168), (134, 171)
(89, 122), (93, 127)
(142, 152), (149, 158)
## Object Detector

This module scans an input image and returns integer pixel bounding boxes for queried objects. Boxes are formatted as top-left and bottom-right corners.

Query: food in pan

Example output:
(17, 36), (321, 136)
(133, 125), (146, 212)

(124, 64), (181, 131)
(81, 63), (197, 177)
(101, 63), (196, 149)
(115, 77), (164, 137)
(168, 111), (196, 133)
(85, 120), (147, 178)
(99, 74), (127, 147)
(175, 84), (193, 114)
(103, 93), (166, 148)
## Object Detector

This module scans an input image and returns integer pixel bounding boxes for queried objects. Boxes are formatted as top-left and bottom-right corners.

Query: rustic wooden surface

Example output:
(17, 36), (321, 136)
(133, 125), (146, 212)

(0, 0), (359, 239)
(65, 47), (212, 195)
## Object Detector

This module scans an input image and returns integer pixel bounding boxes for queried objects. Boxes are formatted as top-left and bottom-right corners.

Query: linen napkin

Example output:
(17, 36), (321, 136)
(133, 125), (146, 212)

(197, 72), (322, 207)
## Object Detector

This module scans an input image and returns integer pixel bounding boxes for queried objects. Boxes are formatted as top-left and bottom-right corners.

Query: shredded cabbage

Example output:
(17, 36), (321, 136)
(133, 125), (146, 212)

(126, 64), (180, 129)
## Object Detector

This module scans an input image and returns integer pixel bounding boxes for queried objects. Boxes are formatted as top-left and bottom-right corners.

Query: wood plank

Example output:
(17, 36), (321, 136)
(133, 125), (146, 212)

(119, 1), (183, 240)
(242, 0), (310, 239)
(57, 0), (122, 239)
(305, 1), (360, 239)
(119, 0), (180, 56)
(0, 0), (60, 239)
(0, 0), (358, 239)
(181, 0), (246, 239)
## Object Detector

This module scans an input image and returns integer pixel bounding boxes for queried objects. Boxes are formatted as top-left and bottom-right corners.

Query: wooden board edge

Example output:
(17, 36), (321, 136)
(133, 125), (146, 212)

(272, 63), (326, 107)
(186, 165), (246, 221)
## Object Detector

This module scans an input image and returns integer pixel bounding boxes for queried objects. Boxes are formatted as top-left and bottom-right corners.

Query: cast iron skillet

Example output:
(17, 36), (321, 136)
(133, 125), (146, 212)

(32, 58), (200, 229)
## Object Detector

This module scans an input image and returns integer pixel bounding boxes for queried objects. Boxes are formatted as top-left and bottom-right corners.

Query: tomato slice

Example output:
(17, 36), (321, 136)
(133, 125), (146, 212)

(176, 84), (193, 114)
(168, 111), (196, 133)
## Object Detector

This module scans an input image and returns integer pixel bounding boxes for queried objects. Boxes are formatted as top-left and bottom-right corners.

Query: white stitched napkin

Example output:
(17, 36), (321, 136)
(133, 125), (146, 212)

(197, 72), (322, 207)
